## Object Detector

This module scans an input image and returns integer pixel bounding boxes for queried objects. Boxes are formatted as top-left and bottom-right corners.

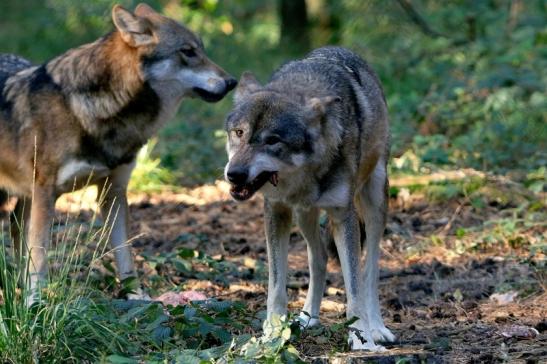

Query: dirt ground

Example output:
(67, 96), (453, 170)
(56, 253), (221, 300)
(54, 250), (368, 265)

(1, 174), (546, 363)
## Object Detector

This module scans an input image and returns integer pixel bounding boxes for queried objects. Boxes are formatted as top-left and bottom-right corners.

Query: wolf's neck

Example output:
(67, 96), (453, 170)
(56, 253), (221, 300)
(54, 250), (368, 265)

(46, 32), (144, 134)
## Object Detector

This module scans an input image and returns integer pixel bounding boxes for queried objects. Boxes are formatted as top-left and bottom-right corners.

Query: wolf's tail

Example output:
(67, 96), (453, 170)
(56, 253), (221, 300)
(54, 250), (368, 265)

(323, 217), (366, 262)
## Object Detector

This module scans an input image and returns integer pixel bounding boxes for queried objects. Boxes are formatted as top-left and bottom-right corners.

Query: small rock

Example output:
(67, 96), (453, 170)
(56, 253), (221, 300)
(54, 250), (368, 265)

(489, 291), (518, 305)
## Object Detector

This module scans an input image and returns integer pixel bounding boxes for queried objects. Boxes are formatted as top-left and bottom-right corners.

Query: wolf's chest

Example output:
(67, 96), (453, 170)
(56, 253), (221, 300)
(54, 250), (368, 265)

(265, 178), (351, 209)
(55, 159), (110, 192)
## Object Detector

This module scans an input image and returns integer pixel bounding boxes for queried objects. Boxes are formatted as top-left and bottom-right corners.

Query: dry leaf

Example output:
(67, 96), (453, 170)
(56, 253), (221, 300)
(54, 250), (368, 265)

(490, 291), (518, 305)
(155, 290), (207, 307)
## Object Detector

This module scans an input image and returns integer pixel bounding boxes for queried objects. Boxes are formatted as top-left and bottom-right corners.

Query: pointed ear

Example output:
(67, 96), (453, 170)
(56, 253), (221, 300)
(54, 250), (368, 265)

(234, 71), (262, 103)
(134, 3), (158, 17)
(306, 95), (342, 121)
(112, 5), (156, 47)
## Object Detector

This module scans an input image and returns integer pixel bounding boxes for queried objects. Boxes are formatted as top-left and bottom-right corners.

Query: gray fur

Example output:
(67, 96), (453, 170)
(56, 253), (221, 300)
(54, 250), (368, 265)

(225, 46), (394, 351)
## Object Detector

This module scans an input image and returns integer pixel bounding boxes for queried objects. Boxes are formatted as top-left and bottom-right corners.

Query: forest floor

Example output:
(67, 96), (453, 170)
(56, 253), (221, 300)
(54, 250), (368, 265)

(2, 170), (546, 363)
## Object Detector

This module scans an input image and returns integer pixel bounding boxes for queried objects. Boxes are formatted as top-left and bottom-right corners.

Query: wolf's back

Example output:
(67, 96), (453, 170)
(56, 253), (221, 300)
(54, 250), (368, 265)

(306, 46), (385, 102)
(306, 46), (368, 74)
(0, 54), (33, 86)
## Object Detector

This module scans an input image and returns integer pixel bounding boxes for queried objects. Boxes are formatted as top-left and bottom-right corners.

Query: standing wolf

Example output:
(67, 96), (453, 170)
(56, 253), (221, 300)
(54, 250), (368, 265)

(0, 3), (236, 301)
(224, 47), (394, 350)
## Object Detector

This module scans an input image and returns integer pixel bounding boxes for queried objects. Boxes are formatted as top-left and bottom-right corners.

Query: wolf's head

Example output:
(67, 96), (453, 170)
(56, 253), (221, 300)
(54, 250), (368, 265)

(224, 72), (341, 201)
(112, 3), (236, 102)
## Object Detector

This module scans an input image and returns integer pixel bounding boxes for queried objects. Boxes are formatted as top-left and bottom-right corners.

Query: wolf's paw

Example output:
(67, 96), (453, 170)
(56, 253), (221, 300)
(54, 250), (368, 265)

(370, 324), (396, 342)
(296, 312), (320, 328)
(348, 331), (386, 352)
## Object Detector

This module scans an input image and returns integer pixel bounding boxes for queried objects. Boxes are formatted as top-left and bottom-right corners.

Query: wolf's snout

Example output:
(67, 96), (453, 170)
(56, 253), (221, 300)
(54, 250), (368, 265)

(226, 167), (248, 185)
(225, 77), (237, 92)
(193, 75), (237, 103)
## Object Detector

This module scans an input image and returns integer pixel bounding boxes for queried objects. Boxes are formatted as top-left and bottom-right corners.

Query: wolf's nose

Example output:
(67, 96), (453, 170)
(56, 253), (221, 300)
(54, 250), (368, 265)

(227, 168), (248, 185)
(225, 78), (238, 92)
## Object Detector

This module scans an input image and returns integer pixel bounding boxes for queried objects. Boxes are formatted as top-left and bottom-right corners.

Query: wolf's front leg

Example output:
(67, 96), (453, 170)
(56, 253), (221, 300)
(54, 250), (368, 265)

(98, 162), (149, 300)
(295, 207), (326, 327)
(26, 184), (55, 305)
(10, 198), (30, 263)
(328, 206), (384, 352)
(264, 200), (292, 320)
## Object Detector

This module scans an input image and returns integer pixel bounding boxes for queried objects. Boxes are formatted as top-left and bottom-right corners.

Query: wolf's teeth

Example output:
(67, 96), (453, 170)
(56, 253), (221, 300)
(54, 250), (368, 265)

(269, 173), (278, 186)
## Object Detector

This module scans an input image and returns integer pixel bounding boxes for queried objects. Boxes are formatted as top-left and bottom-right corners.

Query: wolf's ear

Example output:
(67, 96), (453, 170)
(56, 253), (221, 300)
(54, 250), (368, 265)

(134, 3), (158, 17)
(234, 72), (262, 103)
(306, 95), (342, 121)
(112, 5), (156, 47)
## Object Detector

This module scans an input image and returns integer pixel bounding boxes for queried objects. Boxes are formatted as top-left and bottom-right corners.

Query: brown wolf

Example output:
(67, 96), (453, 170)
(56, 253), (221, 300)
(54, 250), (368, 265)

(0, 3), (236, 302)
(224, 47), (394, 351)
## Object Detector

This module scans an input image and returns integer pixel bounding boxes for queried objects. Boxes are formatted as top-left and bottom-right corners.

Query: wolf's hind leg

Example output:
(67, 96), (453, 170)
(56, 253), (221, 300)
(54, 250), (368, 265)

(295, 207), (326, 327)
(328, 206), (384, 351)
(357, 160), (395, 342)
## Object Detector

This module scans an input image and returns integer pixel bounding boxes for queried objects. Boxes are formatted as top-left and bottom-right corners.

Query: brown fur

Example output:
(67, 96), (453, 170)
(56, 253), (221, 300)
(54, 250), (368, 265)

(0, 3), (236, 300)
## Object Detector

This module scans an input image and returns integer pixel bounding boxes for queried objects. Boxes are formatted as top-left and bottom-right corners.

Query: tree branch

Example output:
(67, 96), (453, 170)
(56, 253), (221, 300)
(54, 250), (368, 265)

(396, 0), (445, 38)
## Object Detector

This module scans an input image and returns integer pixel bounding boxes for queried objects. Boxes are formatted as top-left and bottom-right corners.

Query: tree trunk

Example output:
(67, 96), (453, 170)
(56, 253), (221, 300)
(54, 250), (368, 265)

(279, 0), (310, 52)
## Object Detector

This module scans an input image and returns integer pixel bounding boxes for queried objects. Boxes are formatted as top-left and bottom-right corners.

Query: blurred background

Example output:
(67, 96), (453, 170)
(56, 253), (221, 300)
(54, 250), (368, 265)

(1, 0), (545, 188)
(0, 4), (545, 361)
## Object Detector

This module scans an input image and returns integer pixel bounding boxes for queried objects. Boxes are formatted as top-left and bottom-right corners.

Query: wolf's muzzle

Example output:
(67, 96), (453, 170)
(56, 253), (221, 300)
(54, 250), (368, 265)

(193, 77), (237, 103)
(225, 77), (237, 92)
(226, 167), (278, 201)
(226, 167), (248, 185)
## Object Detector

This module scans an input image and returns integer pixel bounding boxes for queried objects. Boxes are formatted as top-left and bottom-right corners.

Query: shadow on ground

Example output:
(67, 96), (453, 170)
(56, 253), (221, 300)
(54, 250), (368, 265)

(1, 175), (545, 362)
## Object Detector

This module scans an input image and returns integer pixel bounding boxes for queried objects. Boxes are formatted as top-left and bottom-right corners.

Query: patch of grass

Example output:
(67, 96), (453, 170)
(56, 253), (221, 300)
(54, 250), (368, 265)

(0, 216), (308, 362)
(129, 139), (178, 193)
(0, 209), (129, 363)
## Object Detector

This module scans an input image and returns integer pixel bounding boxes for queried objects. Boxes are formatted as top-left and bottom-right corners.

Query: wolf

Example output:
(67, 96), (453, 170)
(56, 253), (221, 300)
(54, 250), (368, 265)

(224, 46), (395, 351)
(0, 3), (236, 302)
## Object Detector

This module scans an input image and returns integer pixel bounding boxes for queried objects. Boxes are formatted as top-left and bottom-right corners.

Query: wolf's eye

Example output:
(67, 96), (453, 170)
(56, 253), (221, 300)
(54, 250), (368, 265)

(264, 135), (281, 145)
(234, 129), (244, 138)
(180, 48), (197, 58)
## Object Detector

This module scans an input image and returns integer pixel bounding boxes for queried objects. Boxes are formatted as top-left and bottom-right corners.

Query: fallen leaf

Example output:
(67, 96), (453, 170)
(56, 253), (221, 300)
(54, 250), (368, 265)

(155, 290), (207, 307)
(499, 325), (539, 339)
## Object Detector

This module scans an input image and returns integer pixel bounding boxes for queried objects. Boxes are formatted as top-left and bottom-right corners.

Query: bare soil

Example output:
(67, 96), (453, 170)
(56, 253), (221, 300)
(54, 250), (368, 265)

(2, 175), (546, 363)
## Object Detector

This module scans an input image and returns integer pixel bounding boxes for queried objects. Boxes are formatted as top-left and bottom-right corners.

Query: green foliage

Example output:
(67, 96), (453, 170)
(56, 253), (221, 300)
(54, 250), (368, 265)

(0, 211), (131, 363)
(142, 247), (254, 290)
(236, 315), (304, 363)
(2, 0), (544, 184)
(129, 139), (177, 193)
(340, 1), (546, 173)
(0, 219), (301, 363)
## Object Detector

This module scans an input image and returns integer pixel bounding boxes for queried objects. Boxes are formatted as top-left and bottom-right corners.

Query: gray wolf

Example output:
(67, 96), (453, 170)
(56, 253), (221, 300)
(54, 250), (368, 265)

(0, 3), (236, 302)
(224, 46), (394, 351)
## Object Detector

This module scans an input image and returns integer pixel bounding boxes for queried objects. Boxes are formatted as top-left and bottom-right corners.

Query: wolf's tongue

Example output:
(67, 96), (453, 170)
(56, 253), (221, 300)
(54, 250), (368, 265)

(269, 172), (279, 187)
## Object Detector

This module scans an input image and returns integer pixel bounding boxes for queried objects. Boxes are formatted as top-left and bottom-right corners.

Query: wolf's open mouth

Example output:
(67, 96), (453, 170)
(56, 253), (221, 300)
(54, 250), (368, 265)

(193, 87), (226, 103)
(230, 171), (278, 201)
